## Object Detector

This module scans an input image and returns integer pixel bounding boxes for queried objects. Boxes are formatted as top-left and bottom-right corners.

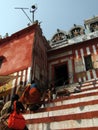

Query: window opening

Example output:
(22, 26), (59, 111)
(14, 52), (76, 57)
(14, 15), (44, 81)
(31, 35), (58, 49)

(84, 55), (93, 71)
(0, 56), (5, 68)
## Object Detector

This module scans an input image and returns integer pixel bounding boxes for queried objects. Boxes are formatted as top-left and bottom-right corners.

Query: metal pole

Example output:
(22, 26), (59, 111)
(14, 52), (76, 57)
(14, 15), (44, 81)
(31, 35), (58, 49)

(32, 11), (34, 23)
(15, 7), (32, 23)
(21, 8), (32, 23)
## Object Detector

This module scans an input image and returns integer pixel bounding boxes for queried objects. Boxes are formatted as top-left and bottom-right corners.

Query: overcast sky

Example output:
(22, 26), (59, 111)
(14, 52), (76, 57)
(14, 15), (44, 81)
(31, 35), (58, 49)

(0, 0), (98, 40)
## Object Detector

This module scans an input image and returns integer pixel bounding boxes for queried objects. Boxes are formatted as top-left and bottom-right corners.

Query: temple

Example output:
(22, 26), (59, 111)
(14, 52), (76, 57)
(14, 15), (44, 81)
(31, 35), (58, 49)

(0, 15), (98, 129)
(0, 16), (98, 97)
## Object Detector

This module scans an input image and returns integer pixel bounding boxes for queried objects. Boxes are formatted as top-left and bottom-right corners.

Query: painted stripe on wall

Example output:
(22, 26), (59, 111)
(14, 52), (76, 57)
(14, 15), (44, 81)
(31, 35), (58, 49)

(27, 67), (31, 83)
(86, 46), (90, 55)
(4, 67), (31, 102)
(92, 45), (97, 54)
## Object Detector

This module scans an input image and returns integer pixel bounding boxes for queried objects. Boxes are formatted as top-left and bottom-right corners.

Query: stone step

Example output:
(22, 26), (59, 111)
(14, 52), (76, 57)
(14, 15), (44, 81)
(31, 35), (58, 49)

(25, 111), (98, 130)
(24, 99), (98, 119)
(24, 86), (98, 113)
(24, 80), (98, 130)
(24, 91), (98, 129)
(46, 88), (98, 108)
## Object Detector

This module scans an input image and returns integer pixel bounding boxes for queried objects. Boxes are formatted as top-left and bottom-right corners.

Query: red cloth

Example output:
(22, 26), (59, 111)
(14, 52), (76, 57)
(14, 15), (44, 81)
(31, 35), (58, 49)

(8, 101), (26, 130)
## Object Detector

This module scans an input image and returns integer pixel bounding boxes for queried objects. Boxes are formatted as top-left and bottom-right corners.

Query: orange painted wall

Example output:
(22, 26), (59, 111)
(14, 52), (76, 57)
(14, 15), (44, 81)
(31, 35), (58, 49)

(0, 32), (35, 75)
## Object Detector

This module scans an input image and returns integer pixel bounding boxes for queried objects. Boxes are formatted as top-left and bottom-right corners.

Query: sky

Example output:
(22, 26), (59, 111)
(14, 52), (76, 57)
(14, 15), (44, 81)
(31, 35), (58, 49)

(0, 0), (98, 40)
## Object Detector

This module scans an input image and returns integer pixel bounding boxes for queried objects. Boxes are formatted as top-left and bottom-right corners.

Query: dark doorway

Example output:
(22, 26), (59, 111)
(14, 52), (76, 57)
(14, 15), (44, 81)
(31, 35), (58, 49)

(54, 64), (69, 87)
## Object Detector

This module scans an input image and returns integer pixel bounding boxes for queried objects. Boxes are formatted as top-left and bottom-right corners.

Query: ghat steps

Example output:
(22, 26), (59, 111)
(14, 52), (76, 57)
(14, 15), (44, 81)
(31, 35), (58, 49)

(24, 79), (98, 130)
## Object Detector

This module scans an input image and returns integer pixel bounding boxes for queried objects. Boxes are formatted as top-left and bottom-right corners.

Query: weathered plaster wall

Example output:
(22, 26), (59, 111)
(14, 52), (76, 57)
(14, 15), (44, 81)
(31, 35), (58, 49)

(0, 33), (35, 75)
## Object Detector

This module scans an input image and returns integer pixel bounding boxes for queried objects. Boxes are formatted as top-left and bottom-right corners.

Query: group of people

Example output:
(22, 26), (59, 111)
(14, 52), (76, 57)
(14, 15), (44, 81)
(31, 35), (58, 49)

(41, 83), (82, 101)
(0, 79), (83, 130)
(0, 79), (42, 130)
(41, 83), (57, 105)
(0, 79), (58, 130)
(0, 94), (28, 130)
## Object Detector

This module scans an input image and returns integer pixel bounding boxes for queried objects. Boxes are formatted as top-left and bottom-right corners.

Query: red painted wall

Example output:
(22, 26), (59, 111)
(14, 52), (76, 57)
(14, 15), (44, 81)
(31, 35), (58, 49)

(0, 30), (35, 75)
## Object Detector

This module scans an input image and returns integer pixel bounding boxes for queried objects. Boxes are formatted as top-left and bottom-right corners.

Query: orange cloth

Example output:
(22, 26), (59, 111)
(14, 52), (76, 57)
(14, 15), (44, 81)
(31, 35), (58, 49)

(20, 85), (41, 105)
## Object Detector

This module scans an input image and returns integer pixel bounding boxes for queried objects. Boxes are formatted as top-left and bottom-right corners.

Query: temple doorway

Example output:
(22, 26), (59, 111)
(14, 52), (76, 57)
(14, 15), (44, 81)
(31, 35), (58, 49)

(54, 63), (69, 87)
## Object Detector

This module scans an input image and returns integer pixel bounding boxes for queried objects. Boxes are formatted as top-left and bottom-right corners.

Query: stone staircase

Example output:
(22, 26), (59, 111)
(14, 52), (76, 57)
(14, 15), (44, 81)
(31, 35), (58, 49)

(24, 79), (98, 130)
